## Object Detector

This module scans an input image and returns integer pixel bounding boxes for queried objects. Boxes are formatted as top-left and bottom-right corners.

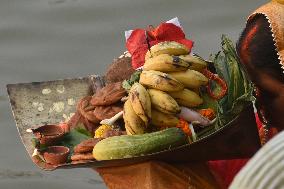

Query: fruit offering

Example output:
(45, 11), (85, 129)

(27, 20), (253, 165)
(122, 41), (223, 135)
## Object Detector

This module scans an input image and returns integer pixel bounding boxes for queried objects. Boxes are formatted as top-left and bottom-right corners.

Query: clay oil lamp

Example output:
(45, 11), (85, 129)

(43, 146), (70, 165)
(32, 124), (64, 146)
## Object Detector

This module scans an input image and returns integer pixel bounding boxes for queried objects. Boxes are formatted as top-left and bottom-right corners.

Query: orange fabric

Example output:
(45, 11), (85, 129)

(248, 1), (284, 68)
(95, 161), (220, 189)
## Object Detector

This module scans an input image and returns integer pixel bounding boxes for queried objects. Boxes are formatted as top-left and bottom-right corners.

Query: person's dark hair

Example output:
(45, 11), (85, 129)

(237, 14), (284, 130)
(237, 14), (283, 79)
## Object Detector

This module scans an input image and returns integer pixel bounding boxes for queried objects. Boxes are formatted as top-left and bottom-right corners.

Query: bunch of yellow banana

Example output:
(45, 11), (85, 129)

(124, 41), (209, 130)
(141, 41), (208, 106)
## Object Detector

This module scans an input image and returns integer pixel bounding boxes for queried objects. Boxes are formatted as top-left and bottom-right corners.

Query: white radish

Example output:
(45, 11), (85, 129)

(178, 107), (215, 127)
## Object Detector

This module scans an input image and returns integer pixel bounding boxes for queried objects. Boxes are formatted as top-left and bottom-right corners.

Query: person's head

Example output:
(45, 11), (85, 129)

(237, 14), (284, 131)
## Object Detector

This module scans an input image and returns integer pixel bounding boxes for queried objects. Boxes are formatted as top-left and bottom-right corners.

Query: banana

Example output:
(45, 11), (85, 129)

(151, 109), (179, 127)
(123, 99), (147, 135)
(129, 83), (151, 124)
(169, 69), (208, 89)
(169, 88), (203, 108)
(179, 55), (207, 72)
(144, 54), (189, 72)
(148, 89), (181, 114)
(145, 41), (189, 60)
(139, 70), (184, 92)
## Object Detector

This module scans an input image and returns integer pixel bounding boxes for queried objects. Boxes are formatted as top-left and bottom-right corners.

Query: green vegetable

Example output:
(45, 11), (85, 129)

(122, 70), (142, 91)
(213, 35), (254, 127)
(93, 128), (188, 160)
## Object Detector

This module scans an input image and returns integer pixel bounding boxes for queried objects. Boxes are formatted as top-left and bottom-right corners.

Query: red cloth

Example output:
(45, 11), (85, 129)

(207, 113), (261, 188)
(208, 112), (279, 189)
(126, 23), (194, 69)
(255, 111), (262, 129)
(208, 159), (249, 189)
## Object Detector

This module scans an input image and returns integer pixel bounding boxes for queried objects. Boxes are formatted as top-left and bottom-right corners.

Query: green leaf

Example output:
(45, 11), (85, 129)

(74, 127), (93, 138)
(193, 35), (254, 140)
(31, 138), (48, 151)
(59, 129), (91, 150)
(199, 90), (218, 112)
(58, 129), (91, 161)
(213, 35), (254, 126)
(31, 138), (39, 148)
(122, 80), (132, 91)
(122, 70), (142, 91)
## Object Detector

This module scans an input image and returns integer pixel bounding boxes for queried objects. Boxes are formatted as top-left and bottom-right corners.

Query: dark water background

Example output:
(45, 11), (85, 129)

(0, 0), (266, 188)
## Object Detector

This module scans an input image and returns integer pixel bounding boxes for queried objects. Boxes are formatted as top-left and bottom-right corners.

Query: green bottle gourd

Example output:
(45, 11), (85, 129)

(93, 127), (188, 161)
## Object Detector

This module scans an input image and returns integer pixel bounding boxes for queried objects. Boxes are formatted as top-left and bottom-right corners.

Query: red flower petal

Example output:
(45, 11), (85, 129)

(126, 23), (194, 69)
(154, 23), (185, 41)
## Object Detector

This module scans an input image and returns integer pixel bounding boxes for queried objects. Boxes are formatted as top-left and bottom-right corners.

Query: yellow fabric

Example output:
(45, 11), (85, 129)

(273, 0), (284, 5)
(248, 1), (284, 69)
(95, 161), (220, 189)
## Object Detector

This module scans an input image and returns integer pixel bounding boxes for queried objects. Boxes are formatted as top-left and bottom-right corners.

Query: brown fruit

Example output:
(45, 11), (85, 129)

(71, 153), (95, 161)
(74, 138), (103, 153)
(93, 104), (123, 120)
(105, 53), (135, 83)
(90, 82), (126, 106)
(77, 96), (100, 123)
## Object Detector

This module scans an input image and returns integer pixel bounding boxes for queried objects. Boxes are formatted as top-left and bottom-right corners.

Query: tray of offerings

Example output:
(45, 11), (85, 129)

(7, 20), (261, 170)
(7, 75), (259, 170)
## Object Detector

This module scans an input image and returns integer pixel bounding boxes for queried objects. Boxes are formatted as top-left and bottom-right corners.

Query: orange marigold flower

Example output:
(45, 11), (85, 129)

(176, 118), (192, 136)
(198, 108), (216, 120)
